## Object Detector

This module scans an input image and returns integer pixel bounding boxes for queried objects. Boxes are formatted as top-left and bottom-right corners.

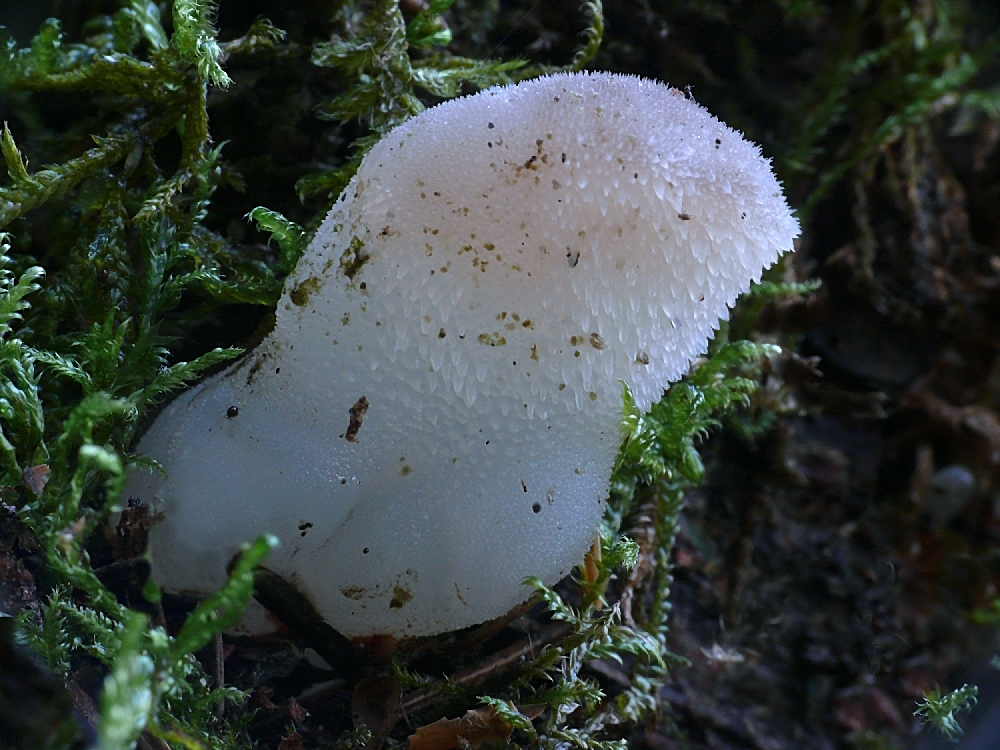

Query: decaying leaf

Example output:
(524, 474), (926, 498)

(21, 464), (50, 495)
(408, 707), (514, 750)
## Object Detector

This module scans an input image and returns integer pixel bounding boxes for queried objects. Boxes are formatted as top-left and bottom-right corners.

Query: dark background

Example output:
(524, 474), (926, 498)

(3, 2), (1000, 749)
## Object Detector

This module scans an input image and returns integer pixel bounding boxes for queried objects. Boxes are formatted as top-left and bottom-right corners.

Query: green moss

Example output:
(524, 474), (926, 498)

(776, 0), (1000, 220)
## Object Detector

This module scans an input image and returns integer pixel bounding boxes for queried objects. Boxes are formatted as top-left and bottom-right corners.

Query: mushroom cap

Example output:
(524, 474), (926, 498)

(125, 72), (798, 638)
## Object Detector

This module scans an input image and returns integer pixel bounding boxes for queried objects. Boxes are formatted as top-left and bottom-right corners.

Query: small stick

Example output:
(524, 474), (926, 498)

(214, 631), (225, 718)
(584, 535), (601, 580)
(583, 535), (603, 610)
(400, 622), (571, 717)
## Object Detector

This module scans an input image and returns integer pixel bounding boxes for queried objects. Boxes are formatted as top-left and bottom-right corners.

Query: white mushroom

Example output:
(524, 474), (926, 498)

(124, 72), (799, 638)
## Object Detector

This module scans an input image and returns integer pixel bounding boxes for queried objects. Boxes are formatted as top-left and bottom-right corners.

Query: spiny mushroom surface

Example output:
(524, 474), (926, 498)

(125, 71), (799, 638)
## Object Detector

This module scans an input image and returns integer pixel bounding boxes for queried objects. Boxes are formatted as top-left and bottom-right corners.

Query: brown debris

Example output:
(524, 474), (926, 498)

(901, 383), (1000, 464)
(114, 496), (151, 559)
(408, 706), (514, 750)
(352, 676), (401, 742)
(345, 396), (370, 442)
(21, 464), (49, 496)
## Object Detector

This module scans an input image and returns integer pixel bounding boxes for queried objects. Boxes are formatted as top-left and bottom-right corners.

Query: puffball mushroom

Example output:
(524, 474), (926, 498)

(125, 71), (798, 638)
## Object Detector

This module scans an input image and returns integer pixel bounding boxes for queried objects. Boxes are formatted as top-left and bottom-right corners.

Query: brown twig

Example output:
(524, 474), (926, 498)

(214, 631), (225, 719)
(400, 622), (571, 718)
(620, 497), (658, 628)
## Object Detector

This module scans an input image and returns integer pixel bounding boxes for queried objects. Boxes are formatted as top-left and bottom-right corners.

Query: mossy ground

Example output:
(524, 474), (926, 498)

(1, 1), (999, 749)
